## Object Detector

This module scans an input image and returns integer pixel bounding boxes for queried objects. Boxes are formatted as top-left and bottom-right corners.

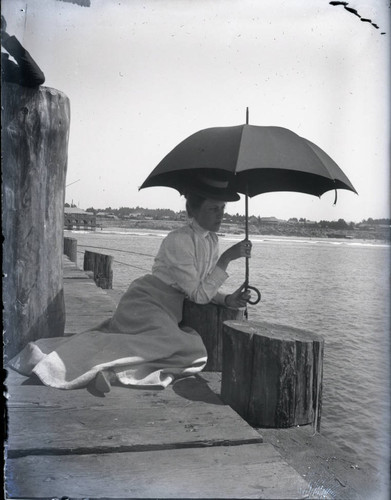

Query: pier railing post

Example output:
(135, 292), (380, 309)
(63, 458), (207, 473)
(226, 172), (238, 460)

(83, 250), (113, 289)
(63, 237), (78, 263)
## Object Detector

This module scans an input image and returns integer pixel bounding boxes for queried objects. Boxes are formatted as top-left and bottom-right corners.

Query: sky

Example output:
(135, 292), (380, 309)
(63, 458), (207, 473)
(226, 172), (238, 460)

(2, 0), (390, 222)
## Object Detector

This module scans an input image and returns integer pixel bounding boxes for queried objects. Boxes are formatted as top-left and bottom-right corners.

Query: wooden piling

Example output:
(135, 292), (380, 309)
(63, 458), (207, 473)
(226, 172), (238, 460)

(63, 237), (77, 263)
(2, 84), (70, 358)
(221, 320), (324, 430)
(83, 250), (113, 289)
(181, 300), (243, 371)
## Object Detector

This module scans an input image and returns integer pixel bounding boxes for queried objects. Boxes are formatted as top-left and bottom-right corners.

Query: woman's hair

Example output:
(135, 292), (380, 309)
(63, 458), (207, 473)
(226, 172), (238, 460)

(185, 193), (206, 217)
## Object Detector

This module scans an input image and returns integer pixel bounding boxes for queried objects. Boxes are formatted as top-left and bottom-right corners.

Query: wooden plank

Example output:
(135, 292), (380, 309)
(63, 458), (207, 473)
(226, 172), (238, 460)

(64, 315), (113, 334)
(63, 267), (91, 279)
(63, 278), (116, 303)
(63, 278), (114, 298)
(63, 291), (115, 315)
(63, 269), (116, 333)
(6, 443), (314, 499)
(64, 312), (114, 333)
(63, 256), (80, 269)
(5, 371), (224, 407)
(6, 372), (262, 456)
(261, 427), (383, 500)
(6, 371), (223, 408)
(63, 256), (91, 279)
(191, 373), (383, 500)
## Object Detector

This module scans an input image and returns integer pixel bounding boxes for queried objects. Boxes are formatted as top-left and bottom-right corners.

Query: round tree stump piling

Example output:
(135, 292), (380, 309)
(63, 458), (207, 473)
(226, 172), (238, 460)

(221, 320), (324, 430)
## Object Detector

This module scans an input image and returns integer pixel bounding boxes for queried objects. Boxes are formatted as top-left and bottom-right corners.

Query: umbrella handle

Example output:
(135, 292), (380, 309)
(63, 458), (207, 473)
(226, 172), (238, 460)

(246, 284), (261, 305)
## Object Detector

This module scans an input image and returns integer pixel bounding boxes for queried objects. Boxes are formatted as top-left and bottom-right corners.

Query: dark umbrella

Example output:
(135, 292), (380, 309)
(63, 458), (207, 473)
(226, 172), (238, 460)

(140, 116), (357, 305)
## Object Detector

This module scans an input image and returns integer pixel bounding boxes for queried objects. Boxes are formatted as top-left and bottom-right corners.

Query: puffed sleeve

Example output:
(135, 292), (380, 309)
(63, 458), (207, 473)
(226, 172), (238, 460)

(155, 231), (228, 304)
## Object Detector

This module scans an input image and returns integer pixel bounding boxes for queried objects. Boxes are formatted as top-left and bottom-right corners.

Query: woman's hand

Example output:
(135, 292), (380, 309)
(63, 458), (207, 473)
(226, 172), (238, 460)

(217, 239), (252, 271)
(225, 283), (252, 309)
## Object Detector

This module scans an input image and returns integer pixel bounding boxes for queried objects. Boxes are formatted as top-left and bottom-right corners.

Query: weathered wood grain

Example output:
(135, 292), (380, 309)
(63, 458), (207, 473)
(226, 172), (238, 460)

(219, 319), (254, 414)
(84, 250), (113, 289)
(4, 264), (317, 499)
(63, 237), (77, 263)
(6, 443), (313, 499)
(261, 426), (382, 500)
(62, 258), (90, 279)
(2, 84), (70, 359)
(6, 372), (262, 457)
(182, 300), (243, 370)
(62, 259), (117, 333)
(221, 320), (324, 429)
(63, 279), (116, 314)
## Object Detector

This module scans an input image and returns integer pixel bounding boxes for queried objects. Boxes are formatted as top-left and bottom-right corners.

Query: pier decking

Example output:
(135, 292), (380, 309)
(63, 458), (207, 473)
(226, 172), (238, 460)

(5, 258), (383, 499)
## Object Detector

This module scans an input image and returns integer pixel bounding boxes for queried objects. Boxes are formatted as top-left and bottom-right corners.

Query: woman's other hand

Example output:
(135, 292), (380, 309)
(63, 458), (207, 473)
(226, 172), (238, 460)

(217, 239), (252, 271)
(225, 283), (251, 309)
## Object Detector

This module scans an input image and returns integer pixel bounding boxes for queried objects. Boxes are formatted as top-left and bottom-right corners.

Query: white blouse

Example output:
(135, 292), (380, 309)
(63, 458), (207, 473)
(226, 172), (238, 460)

(152, 219), (228, 305)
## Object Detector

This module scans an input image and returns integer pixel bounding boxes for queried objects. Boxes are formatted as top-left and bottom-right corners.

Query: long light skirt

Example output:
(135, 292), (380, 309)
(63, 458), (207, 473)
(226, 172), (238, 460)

(9, 275), (207, 389)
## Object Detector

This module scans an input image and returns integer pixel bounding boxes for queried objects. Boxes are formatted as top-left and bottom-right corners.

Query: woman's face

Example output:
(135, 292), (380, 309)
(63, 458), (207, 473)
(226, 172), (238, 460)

(193, 199), (226, 232)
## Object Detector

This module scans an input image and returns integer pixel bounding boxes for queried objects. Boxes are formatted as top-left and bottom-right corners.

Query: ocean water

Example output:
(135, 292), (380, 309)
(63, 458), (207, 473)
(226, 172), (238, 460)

(66, 228), (390, 474)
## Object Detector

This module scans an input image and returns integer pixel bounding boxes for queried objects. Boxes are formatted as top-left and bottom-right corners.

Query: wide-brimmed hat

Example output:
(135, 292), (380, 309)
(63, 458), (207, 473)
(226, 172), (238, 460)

(184, 174), (240, 201)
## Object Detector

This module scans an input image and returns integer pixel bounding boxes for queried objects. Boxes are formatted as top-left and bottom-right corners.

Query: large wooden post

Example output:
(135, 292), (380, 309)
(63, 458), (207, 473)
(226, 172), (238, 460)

(221, 320), (324, 430)
(2, 83), (70, 360)
(181, 300), (244, 371)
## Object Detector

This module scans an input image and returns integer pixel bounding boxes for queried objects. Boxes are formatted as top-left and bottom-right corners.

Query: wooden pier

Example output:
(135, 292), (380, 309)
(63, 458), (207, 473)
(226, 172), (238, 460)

(5, 257), (383, 499)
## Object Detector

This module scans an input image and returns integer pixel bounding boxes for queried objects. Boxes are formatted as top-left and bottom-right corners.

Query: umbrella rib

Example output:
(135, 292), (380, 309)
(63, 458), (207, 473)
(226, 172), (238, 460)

(234, 125), (247, 182)
(302, 139), (337, 184)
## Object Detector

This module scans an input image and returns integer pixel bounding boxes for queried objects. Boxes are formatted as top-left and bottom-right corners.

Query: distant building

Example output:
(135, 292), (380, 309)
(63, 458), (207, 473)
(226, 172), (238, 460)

(64, 207), (96, 230)
(123, 213), (142, 219)
(96, 212), (118, 219)
(259, 217), (282, 224)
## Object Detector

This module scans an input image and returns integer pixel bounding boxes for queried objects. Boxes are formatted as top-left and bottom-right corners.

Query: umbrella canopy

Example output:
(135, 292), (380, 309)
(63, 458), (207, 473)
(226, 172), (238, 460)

(140, 124), (357, 198)
(140, 123), (357, 307)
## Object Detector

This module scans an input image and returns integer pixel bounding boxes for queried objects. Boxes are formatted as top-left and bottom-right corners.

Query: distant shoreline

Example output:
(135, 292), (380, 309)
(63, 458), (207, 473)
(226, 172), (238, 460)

(92, 218), (390, 242)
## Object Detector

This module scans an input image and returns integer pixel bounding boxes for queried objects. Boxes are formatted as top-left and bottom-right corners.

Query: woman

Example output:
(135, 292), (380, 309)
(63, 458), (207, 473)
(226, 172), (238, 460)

(9, 176), (252, 393)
